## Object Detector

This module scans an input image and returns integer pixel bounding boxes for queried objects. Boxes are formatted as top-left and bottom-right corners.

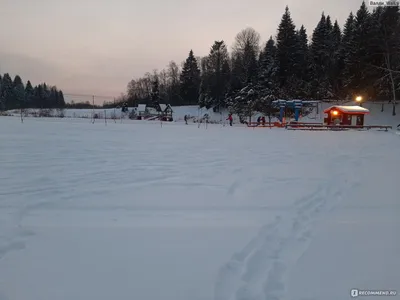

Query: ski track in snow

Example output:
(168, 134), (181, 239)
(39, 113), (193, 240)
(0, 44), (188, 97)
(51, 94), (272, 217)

(214, 156), (362, 300)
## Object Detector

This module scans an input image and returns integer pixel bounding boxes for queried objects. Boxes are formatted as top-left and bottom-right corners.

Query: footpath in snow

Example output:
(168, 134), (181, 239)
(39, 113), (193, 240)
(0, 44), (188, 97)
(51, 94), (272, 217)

(0, 117), (399, 300)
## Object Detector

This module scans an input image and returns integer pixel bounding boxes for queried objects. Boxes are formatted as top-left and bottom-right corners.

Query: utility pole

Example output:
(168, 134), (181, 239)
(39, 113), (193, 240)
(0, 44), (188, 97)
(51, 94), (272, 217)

(114, 98), (116, 123)
(92, 95), (95, 123)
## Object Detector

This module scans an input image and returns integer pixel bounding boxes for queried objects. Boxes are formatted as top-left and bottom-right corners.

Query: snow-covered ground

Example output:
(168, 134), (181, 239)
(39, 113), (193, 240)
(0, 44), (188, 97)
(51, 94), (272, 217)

(0, 116), (399, 300)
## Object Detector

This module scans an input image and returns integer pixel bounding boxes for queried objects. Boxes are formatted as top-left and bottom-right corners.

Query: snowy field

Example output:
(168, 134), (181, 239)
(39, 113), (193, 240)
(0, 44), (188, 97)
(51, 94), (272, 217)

(5, 102), (400, 128)
(0, 117), (399, 300)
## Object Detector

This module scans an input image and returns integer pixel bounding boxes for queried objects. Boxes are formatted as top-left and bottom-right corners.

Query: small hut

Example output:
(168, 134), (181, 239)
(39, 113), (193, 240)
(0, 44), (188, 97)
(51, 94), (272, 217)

(156, 103), (173, 121)
(136, 104), (147, 119)
(323, 105), (370, 126)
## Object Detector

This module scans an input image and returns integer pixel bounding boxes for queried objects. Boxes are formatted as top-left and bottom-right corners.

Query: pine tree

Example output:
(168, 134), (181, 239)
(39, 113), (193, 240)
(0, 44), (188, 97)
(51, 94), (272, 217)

(49, 87), (58, 107)
(42, 83), (50, 107)
(294, 25), (311, 98)
(344, 1), (373, 97)
(150, 78), (161, 107)
(180, 50), (201, 105)
(0, 75), (3, 111)
(202, 41), (231, 110)
(276, 6), (298, 88)
(34, 84), (45, 109)
(25, 80), (34, 104)
(243, 43), (258, 84)
(230, 55), (243, 92)
(330, 20), (342, 96)
(1, 74), (13, 110)
(339, 12), (355, 97)
(13, 75), (25, 109)
(326, 15), (333, 33)
(228, 36), (280, 120)
(296, 26), (309, 72)
(259, 37), (278, 82)
(332, 20), (342, 53)
(58, 91), (66, 107)
(310, 13), (333, 98)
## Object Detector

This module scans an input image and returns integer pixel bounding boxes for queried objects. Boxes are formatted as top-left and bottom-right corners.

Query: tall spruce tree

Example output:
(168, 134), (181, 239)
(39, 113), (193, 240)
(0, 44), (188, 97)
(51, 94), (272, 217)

(58, 91), (66, 107)
(201, 41), (231, 110)
(339, 12), (355, 97)
(296, 26), (309, 76)
(0, 75), (3, 111)
(35, 84), (46, 109)
(49, 87), (59, 108)
(259, 37), (278, 84)
(330, 20), (342, 96)
(1, 74), (13, 110)
(13, 75), (25, 109)
(257, 37), (280, 118)
(180, 50), (201, 105)
(310, 13), (333, 98)
(276, 6), (298, 89)
(25, 80), (34, 104)
(332, 20), (342, 53)
(230, 56), (243, 92)
(293, 25), (311, 98)
(344, 1), (373, 97)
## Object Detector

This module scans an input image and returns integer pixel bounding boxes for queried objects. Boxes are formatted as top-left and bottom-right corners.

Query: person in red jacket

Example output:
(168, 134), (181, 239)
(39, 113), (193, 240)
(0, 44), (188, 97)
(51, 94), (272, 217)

(226, 114), (233, 126)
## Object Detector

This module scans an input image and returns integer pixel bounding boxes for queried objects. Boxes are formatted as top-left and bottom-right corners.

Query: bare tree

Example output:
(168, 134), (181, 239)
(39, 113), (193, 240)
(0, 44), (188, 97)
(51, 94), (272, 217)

(158, 69), (169, 100)
(167, 61), (180, 86)
(232, 27), (261, 55)
(127, 79), (138, 102)
(166, 61), (181, 103)
(232, 27), (261, 85)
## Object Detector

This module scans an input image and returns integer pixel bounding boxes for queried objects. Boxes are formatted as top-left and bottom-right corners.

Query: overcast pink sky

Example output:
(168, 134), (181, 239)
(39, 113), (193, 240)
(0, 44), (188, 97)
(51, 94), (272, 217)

(0, 0), (364, 102)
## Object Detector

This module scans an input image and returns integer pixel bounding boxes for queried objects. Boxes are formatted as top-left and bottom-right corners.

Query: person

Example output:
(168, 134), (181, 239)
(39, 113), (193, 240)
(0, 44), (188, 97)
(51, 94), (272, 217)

(184, 114), (188, 125)
(226, 114), (233, 126)
(257, 116), (261, 126)
(333, 118), (340, 126)
(261, 116), (266, 126)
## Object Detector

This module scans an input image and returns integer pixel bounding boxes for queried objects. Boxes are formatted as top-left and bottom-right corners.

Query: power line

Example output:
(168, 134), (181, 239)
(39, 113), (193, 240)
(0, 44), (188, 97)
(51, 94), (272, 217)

(63, 93), (118, 99)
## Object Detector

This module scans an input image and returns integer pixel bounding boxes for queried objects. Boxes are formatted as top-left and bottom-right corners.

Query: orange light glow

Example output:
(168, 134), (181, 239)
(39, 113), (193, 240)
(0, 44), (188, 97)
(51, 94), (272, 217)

(332, 110), (338, 115)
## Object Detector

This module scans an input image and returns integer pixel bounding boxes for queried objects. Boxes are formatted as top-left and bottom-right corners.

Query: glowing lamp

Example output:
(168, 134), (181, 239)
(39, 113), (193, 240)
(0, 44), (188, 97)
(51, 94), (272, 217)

(332, 110), (338, 115)
(355, 96), (362, 102)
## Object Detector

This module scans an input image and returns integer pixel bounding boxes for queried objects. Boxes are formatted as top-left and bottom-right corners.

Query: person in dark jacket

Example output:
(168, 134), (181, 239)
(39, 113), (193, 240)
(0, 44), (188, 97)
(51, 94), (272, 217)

(184, 115), (188, 125)
(226, 114), (233, 126)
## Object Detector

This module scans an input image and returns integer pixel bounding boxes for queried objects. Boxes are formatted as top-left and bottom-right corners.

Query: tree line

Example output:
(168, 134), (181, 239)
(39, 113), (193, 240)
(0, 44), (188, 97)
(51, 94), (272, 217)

(126, 2), (400, 117)
(0, 73), (65, 111)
